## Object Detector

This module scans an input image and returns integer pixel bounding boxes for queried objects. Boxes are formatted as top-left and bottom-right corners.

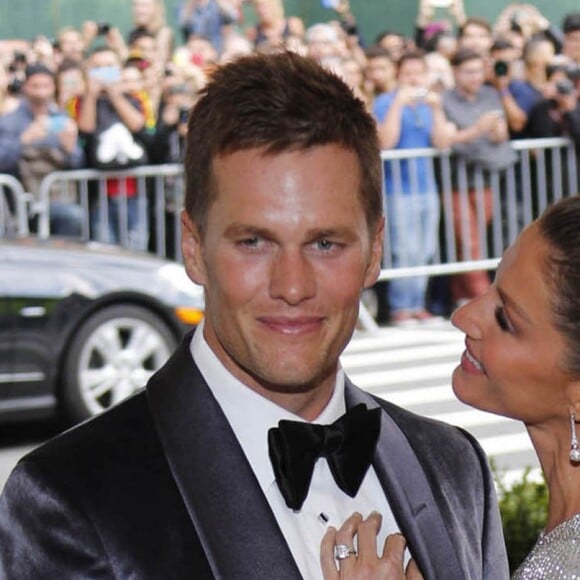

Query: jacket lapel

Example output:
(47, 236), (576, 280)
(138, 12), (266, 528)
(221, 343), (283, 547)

(146, 333), (302, 580)
(345, 380), (464, 580)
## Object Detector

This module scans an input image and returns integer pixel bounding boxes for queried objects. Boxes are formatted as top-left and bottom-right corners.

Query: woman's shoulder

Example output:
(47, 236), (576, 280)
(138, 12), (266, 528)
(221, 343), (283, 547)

(513, 514), (580, 579)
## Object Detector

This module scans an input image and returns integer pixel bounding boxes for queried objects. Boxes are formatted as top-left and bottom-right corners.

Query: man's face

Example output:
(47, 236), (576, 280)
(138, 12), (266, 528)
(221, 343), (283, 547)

(564, 29), (580, 63)
(181, 145), (383, 418)
(454, 58), (485, 97)
(131, 36), (156, 64)
(459, 23), (492, 56)
(306, 29), (339, 61)
(59, 30), (84, 62)
(88, 49), (120, 71)
(23, 73), (55, 107)
(397, 58), (427, 88)
(364, 56), (395, 93)
(378, 34), (404, 62)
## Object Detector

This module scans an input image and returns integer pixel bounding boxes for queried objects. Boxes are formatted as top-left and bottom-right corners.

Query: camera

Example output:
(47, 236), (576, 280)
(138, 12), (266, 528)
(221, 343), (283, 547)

(556, 79), (575, 96)
(96, 22), (111, 36)
(493, 60), (509, 78)
(178, 107), (190, 124)
(567, 63), (580, 83)
(13, 51), (27, 64)
(7, 77), (23, 95)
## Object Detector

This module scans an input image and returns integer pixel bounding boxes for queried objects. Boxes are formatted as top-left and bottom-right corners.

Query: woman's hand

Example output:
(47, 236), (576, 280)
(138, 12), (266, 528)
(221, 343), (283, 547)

(320, 512), (423, 579)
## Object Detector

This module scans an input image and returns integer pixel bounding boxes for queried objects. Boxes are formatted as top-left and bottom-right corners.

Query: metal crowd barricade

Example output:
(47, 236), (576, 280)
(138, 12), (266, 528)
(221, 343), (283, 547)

(35, 164), (184, 259)
(26, 138), (578, 333)
(378, 137), (578, 284)
(0, 174), (30, 237)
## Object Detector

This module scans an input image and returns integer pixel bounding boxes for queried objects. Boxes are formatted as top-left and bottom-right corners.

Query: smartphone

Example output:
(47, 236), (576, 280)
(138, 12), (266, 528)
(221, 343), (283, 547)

(47, 114), (69, 133)
(89, 65), (121, 85)
(178, 107), (190, 124)
(414, 88), (428, 100)
(321, 0), (340, 9)
(428, 0), (453, 7)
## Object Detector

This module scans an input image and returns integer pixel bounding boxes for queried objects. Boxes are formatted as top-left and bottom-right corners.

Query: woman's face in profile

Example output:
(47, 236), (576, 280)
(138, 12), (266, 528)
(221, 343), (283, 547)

(451, 222), (572, 424)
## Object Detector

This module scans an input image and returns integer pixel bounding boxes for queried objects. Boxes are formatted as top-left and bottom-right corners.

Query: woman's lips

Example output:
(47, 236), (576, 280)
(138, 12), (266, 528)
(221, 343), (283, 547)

(461, 347), (485, 374)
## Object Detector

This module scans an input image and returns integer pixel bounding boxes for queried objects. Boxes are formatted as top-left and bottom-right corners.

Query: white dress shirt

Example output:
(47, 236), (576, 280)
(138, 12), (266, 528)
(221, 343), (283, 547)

(191, 322), (401, 580)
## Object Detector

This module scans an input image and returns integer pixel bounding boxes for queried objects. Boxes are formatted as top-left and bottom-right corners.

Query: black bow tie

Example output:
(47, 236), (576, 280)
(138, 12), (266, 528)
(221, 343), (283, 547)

(268, 404), (381, 511)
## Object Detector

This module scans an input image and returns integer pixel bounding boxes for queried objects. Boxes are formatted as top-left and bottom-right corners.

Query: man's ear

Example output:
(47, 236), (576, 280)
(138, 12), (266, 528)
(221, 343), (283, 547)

(180, 209), (206, 286)
(363, 216), (384, 289)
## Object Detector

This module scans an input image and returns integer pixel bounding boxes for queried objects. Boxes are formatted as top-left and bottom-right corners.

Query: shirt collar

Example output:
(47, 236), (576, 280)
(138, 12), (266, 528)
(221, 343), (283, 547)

(191, 320), (346, 493)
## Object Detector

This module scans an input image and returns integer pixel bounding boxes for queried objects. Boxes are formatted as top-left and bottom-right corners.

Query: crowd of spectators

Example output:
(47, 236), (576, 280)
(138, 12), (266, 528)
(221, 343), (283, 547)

(0, 0), (579, 322)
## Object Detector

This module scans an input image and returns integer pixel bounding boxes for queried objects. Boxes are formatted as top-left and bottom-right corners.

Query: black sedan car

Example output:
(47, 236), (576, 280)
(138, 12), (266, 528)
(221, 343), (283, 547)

(0, 238), (204, 425)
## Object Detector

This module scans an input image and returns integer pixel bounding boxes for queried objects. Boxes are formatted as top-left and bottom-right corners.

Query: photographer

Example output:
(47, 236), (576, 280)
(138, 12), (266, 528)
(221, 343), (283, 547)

(0, 57), (22, 116)
(0, 63), (84, 235)
(148, 79), (195, 165)
(527, 59), (580, 146)
(488, 38), (530, 138)
(442, 48), (517, 305)
(497, 35), (557, 139)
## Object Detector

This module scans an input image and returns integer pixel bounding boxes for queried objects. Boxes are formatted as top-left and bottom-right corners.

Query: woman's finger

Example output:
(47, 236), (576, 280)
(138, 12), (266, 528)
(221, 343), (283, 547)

(381, 533), (407, 568)
(320, 526), (340, 580)
(405, 557), (425, 580)
(356, 511), (382, 563)
(334, 512), (362, 577)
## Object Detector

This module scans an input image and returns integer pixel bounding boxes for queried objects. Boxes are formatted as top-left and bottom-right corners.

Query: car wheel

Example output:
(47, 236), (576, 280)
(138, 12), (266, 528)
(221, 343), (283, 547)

(62, 304), (177, 423)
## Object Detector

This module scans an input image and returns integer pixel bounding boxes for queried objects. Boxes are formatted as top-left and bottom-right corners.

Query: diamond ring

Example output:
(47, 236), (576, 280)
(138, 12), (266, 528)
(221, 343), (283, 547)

(334, 544), (357, 560)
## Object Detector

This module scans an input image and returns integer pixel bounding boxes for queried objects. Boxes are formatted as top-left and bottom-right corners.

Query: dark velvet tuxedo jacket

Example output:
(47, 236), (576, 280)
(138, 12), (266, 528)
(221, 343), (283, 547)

(0, 332), (509, 579)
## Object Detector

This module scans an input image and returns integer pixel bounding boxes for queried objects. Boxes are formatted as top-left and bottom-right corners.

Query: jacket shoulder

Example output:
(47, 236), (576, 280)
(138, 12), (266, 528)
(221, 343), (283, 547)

(372, 395), (492, 482)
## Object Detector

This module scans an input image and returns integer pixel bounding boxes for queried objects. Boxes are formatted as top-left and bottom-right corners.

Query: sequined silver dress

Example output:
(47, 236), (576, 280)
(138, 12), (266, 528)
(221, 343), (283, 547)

(512, 513), (580, 579)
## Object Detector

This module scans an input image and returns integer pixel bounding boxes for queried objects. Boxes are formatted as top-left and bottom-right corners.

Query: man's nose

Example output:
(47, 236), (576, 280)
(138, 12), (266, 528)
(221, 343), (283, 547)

(269, 248), (316, 305)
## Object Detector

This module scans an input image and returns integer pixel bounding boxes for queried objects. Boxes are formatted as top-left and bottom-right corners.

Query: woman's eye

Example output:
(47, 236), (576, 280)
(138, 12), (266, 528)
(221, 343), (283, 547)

(494, 305), (512, 332)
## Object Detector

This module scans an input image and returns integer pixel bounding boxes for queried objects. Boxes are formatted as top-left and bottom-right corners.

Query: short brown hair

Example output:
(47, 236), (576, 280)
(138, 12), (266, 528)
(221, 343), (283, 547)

(450, 47), (483, 68)
(184, 51), (383, 236)
(458, 17), (492, 39)
(396, 50), (426, 74)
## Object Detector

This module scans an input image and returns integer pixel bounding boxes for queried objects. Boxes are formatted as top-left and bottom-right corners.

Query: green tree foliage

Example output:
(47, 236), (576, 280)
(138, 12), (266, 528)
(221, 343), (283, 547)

(493, 462), (548, 574)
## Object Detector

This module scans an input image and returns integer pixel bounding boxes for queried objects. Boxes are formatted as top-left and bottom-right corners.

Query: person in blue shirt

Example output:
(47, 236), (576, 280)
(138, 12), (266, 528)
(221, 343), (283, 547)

(178, 0), (240, 53)
(0, 63), (85, 236)
(373, 50), (453, 325)
(489, 36), (555, 139)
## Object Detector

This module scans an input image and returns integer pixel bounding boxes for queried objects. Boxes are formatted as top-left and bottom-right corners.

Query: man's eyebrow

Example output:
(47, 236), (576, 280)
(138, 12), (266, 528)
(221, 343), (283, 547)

(497, 286), (533, 324)
(223, 224), (271, 238)
(223, 224), (359, 240)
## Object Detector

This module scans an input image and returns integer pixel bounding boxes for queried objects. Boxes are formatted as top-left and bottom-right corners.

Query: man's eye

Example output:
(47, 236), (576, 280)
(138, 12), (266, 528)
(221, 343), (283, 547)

(316, 239), (335, 251)
(240, 236), (261, 247)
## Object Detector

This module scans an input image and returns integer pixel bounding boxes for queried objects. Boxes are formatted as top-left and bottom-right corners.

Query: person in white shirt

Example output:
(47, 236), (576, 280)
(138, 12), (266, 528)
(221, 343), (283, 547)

(0, 51), (508, 580)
